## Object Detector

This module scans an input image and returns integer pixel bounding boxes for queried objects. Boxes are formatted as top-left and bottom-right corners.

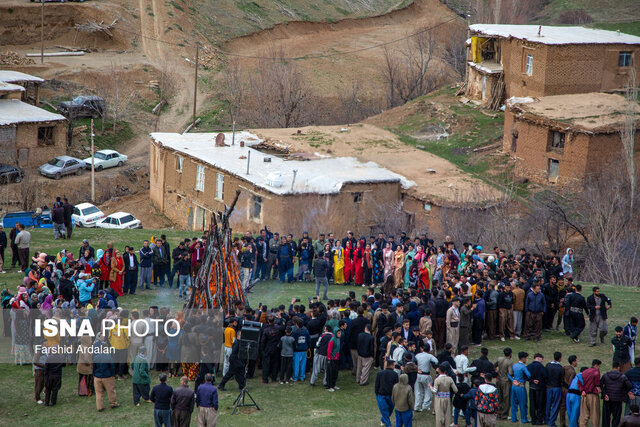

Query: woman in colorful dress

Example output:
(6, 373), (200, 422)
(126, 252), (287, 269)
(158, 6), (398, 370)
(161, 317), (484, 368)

(403, 244), (416, 289)
(333, 240), (345, 285)
(353, 240), (365, 286)
(343, 241), (353, 285)
(383, 242), (394, 281)
(362, 244), (373, 287)
(109, 249), (125, 296)
(371, 243), (383, 286)
(393, 245), (405, 288)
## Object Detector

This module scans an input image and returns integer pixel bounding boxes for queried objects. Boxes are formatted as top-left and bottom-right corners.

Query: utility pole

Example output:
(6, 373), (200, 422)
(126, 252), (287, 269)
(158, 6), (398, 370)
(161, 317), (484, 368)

(193, 42), (199, 128)
(40, 0), (44, 64)
(91, 119), (95, 202)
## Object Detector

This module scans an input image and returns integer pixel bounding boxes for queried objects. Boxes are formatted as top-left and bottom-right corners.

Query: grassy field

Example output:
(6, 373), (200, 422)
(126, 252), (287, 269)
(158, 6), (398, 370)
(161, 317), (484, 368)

(1, 228), (639, 426)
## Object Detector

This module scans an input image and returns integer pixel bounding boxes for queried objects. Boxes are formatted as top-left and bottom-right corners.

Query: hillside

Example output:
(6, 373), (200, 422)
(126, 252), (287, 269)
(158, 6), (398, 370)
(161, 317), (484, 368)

(192, 0), (414, 41)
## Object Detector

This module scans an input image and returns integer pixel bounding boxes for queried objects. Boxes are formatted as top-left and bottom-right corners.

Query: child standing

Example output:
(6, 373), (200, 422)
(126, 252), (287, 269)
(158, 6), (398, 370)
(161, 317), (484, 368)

(279, 326), (295, 384)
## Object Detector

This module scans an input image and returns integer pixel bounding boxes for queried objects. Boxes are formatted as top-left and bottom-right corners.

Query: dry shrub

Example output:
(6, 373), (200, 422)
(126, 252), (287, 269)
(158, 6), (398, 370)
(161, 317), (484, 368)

(557, 9), (593, 24)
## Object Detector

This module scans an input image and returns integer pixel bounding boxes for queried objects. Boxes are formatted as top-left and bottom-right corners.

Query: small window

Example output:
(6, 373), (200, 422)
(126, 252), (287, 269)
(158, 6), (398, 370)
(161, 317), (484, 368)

(37, 126), (54, 146)
(103, 217), (112, 224)
(73, 207), (80, 215)
(525, 54), (533, 76)
(619, 51), (632, 67)
(423, 203), (432, 212)
(196, 165), (205, 192)
(549, 131), (565, 151)
(216, 173), (224, 200)
(113, 218), (120, 226)
(353, 192), (363, 203)
(176, 156), (183, 173)
(252, 195), (262, 219)
(67, 160), (77, 167)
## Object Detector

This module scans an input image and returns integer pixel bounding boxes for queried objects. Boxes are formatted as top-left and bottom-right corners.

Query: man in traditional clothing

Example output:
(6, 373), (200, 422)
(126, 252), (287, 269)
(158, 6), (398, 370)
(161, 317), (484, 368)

(433, 364), (458, 427)
(624, 317), (638, 364)
(446, 297), (461, 351)
(586, 286), (612, 347)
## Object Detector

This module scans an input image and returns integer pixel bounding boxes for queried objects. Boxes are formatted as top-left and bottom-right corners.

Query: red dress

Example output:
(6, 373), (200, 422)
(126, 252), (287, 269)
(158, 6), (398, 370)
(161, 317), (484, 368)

(99, 250), (112, 282)
(353, 248), (364, 285)
(111, 256), (124, 296)
(418, 266), (430, 292)
(343, 247), (353, 283)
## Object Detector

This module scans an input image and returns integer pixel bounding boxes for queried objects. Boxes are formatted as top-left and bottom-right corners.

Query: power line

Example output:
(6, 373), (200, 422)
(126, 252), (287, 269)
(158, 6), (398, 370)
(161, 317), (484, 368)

(117, 16), (460, 61)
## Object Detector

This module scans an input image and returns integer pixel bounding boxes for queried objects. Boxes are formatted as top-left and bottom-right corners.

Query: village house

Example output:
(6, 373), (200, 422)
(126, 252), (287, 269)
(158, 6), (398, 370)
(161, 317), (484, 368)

(503, 92), (640, 184)
(149, 132), (415, 235)
(0, 70), (44, 105)
(466, 25), (640, 106)
(0, 99), (67, 168)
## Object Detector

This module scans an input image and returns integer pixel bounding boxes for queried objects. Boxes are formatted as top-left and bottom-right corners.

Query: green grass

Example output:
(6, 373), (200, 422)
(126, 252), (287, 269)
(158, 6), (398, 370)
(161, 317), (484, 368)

(73, 119), (135, 151)
(592, 21), (640, 36)
(2, 230), (637, 426)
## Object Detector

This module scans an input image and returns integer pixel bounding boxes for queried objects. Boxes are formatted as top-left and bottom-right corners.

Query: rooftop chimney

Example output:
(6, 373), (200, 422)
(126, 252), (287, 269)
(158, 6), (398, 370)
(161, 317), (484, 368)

(538, 25), (541, 37)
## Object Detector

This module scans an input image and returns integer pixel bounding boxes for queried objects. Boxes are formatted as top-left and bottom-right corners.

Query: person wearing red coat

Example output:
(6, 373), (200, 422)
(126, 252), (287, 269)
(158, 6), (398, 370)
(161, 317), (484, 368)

(99, 244), (113, 291)
(109, 250), (125, 296)
(343, 241), (354, 285)
(353, 240), (365, 286)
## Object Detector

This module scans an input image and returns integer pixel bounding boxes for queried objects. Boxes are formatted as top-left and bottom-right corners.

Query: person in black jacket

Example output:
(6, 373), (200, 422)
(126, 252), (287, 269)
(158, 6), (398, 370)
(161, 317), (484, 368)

(375, 358), (399, 427)
(350, 307), (370, 374)
(565, 284), (588, 343)
(62, 198), (74, 239)
(527, 353), (548, 425)
(218, 332), (247, 391)
(0, 224), (7, 273)
(601, 361), (633, 427)
(356, 324), (375, 385)
(169, 241), (188, 289)
(123, 246), (139, 295)
(150, 373), (173, 427)
(542, 277), (560, 330)
(613, 326), (634, 372)
(51, 205), (66, 239)
(587, 286), (612, 347)
(44, 350), (65, 406)
(471, 347), (496, 379)
(545, 351), (564, 427)
(261, 316), (284, 383)
(170, 376), (195, 427)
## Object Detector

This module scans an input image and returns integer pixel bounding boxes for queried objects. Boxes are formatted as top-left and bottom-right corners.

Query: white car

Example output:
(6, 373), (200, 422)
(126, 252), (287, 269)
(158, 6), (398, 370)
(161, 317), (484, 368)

(83, 150), (128, 171)
(72, 202), (105, 228)
(96, 212), (142, 229)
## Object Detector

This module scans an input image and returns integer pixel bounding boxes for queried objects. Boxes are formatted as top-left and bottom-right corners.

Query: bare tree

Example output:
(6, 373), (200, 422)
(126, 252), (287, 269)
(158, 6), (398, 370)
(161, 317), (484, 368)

(19, 170), (39, 211)
(620, 69), (637, 214)
(249, 47), (311, 128)
(381, 29), (443, 107)
(442, 27), (467, 78)
(221, 58), (245, 126)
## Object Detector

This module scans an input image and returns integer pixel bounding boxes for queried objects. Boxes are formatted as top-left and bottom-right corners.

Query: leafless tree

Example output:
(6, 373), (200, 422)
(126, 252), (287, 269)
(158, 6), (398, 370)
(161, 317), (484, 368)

(19, 170), (39, 211)
(249, 47), (311, 128)
(442, 27), (468, 79)
(221, 58), (246, 126)
(620, 69), (637, 214)
(381, 29), (442, 107)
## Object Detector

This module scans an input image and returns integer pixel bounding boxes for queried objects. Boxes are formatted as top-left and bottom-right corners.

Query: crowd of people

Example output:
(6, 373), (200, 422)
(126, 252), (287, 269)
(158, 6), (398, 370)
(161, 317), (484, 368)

(2, 221), (640, 427)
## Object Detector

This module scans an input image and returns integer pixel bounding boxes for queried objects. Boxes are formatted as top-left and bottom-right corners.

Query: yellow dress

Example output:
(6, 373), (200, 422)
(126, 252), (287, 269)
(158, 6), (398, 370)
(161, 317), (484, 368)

(333, 248), (345, 284)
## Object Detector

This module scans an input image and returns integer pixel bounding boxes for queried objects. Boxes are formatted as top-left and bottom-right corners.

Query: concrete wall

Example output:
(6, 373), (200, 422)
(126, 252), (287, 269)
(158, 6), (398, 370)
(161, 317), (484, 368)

(3, 120), (66, 168)
(502, 110), (640, 184)
(502, 40), (640, 98)
(150, 141), (407, 236)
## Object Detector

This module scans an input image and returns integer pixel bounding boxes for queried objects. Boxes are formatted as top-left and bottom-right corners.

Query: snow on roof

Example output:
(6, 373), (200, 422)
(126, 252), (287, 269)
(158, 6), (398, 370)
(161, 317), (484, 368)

(469, 61), (503, 74)
(0, 82), (25, 92)
(469, 24), (640, 45)
(505, 96), (536, 107)
(0, 99), (66, 126)
(508, 92), (640, 132)
(0, 70), (45, 83)
(151, 132), (415, 195)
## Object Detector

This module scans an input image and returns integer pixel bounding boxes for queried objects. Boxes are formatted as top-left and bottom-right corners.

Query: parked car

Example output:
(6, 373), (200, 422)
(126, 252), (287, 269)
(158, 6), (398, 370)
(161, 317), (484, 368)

(96, 212), (142, 229)
(83, 150), (128, 171)
(0, 164), (24, 184)
(72, 202), (105, 227)
(39, 156), (87, 179)
(58, 95), (105, 119)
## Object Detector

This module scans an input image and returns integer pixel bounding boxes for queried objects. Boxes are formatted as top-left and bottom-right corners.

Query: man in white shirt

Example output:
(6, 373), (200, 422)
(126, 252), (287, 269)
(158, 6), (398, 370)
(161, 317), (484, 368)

(415, 345), (438, 412)
(454, 345), (477, 384)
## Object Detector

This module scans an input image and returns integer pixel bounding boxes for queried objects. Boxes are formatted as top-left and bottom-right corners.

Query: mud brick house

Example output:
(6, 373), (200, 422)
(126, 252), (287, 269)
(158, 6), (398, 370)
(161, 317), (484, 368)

(149, 132), (414, 234)
(503, 93), (640, 184)
(0, 81), (25, 100)
(0, 99), (67, 168)
(0, 70), (44, 105)
(466, 25), (640, 106)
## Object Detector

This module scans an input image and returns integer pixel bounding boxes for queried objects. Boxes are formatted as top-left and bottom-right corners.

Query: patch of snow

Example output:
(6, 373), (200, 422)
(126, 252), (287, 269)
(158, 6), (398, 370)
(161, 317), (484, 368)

(506, 96), (536, 107)
(0, 70), (45, 83)
(151, 132), (415, 195)
(469, 24), (640, 45)
(469, 62), (503, 74)
(0, 99), (66, 126)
